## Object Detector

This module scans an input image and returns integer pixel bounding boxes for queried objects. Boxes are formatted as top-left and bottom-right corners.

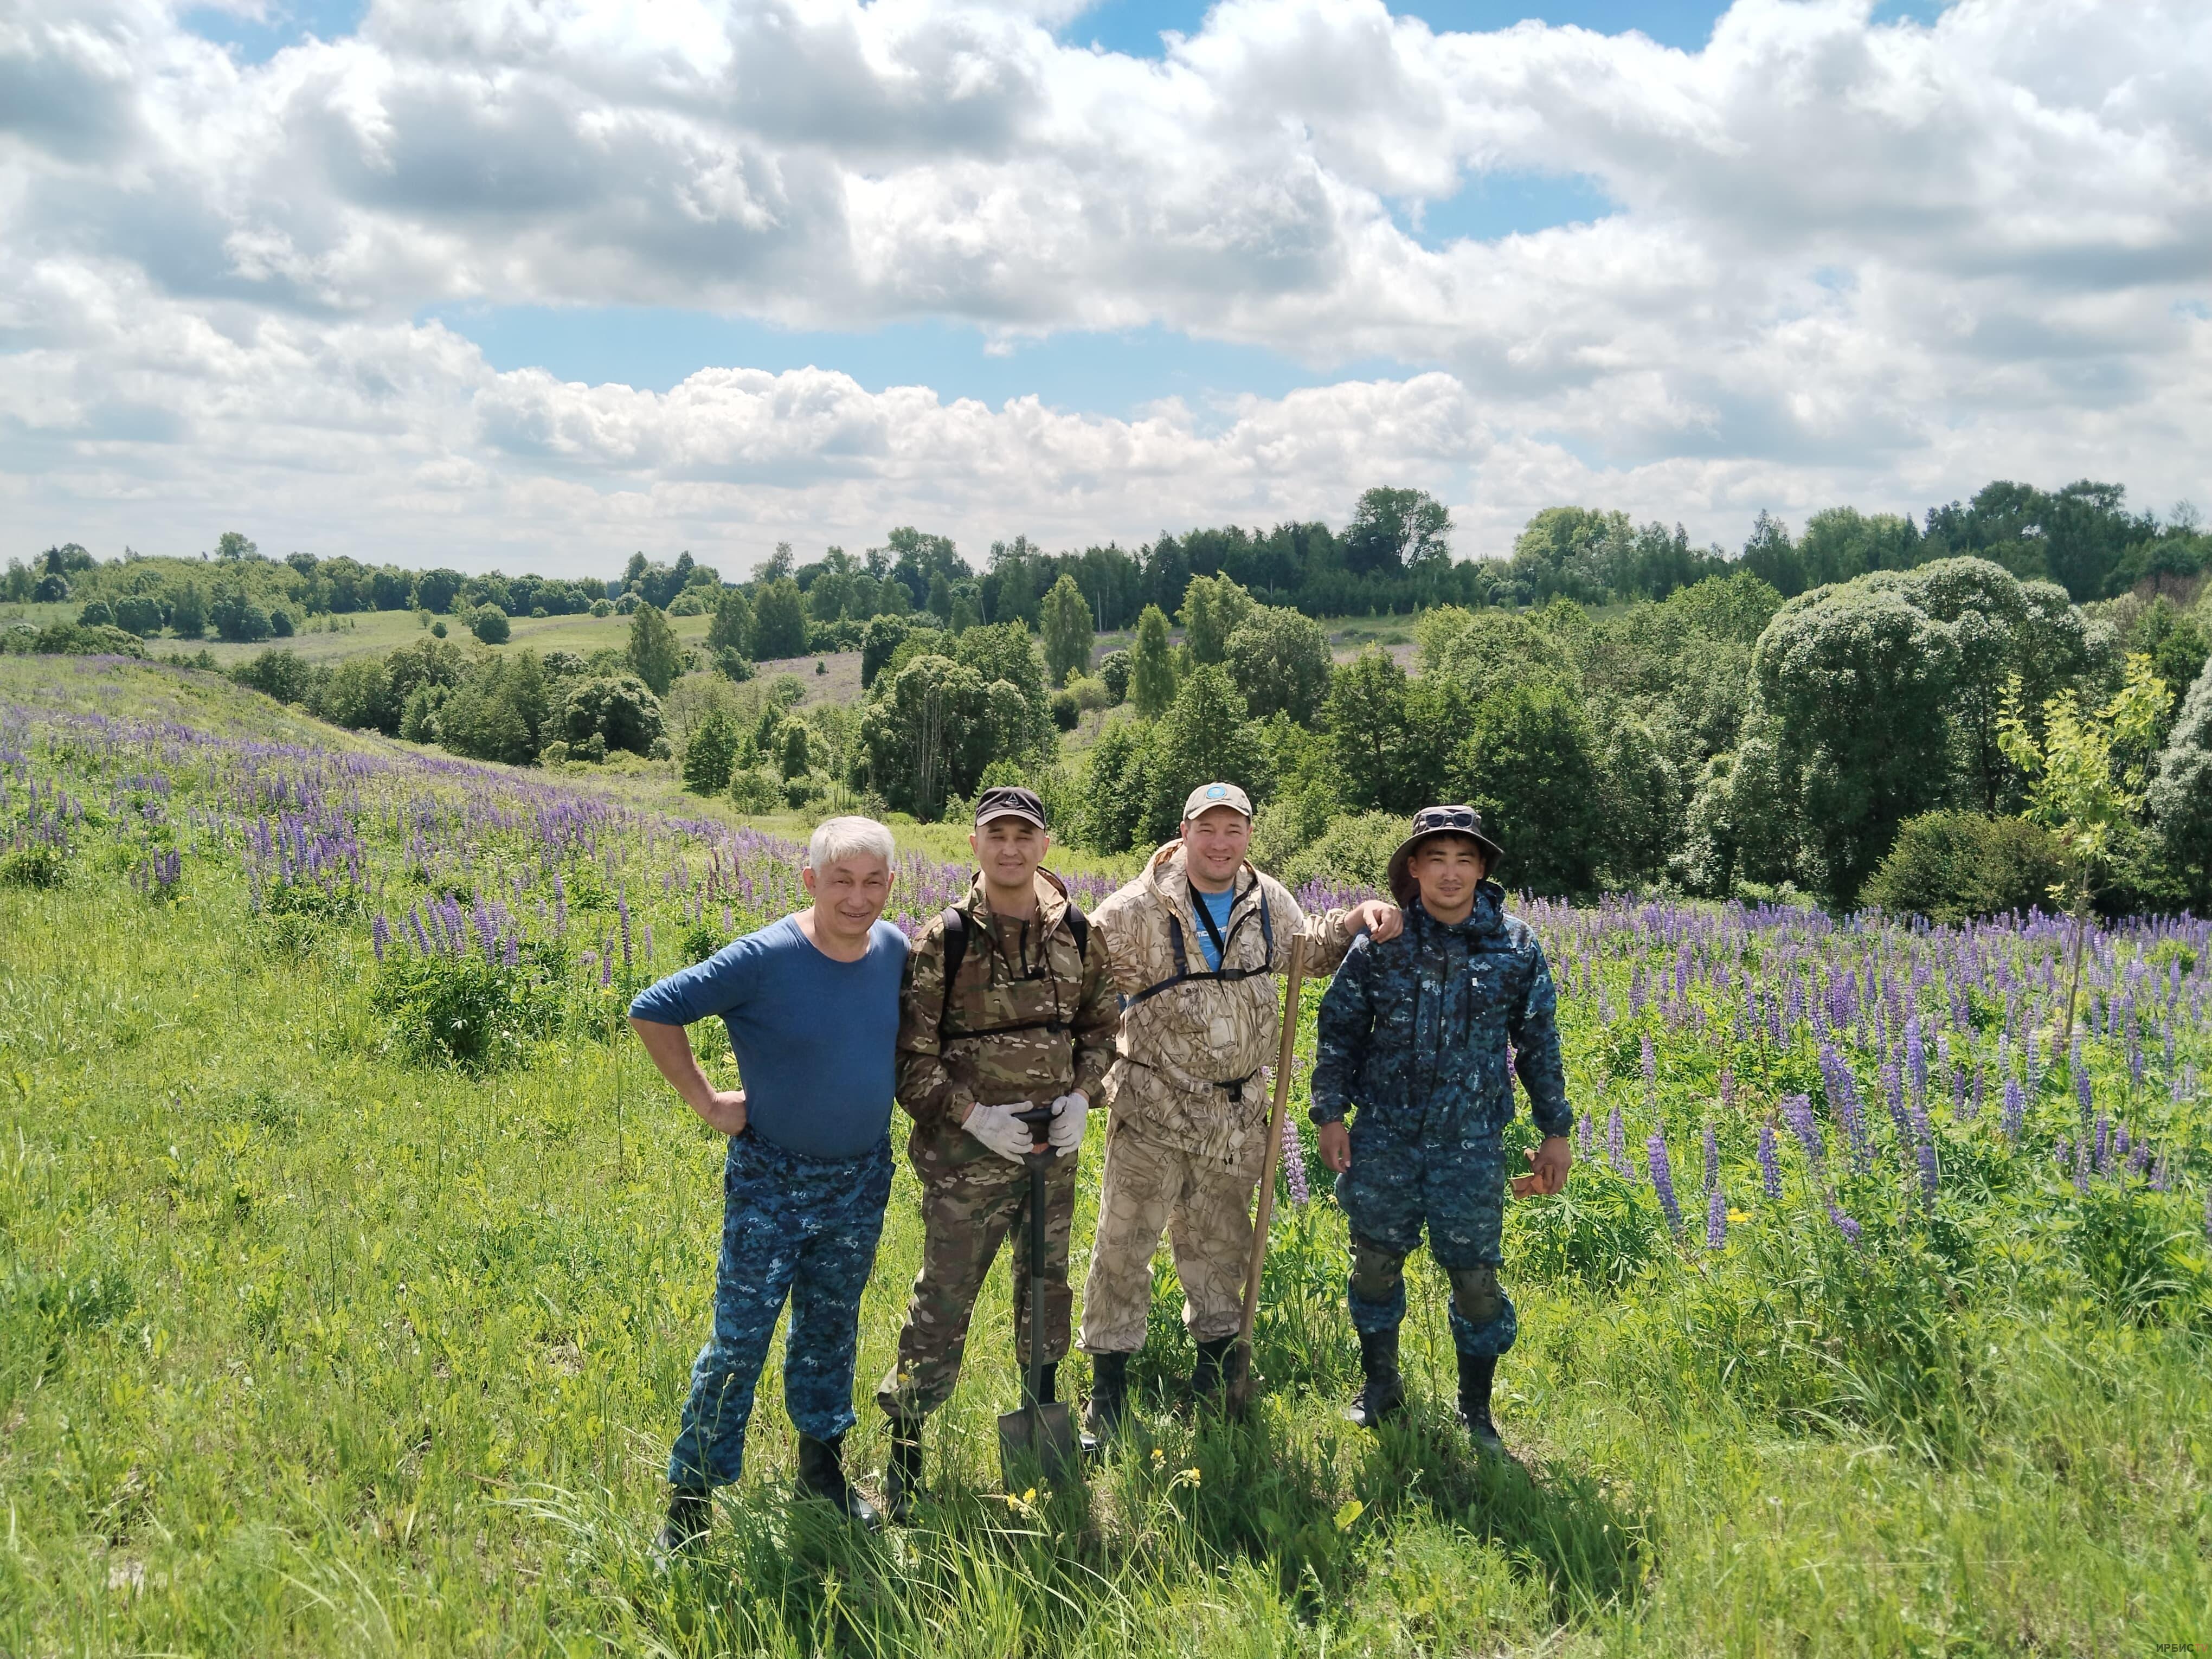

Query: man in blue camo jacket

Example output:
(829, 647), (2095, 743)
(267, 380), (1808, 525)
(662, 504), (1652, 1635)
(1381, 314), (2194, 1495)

(1308, 806), (1573, 1452)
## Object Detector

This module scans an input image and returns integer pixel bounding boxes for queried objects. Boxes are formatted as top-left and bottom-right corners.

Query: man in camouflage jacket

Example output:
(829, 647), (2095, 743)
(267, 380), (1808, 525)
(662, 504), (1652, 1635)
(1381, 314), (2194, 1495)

(876, 788), (1120, 1518)
(1079, 782), (1400, 1430)
(1309, 805), (1572, 1453)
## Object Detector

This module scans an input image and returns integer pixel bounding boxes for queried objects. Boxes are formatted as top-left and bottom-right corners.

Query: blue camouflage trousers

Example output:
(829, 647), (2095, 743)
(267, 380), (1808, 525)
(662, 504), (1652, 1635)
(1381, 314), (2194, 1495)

(1336, 1114), (1517, 1359)
(667, 1128), (893, 1490)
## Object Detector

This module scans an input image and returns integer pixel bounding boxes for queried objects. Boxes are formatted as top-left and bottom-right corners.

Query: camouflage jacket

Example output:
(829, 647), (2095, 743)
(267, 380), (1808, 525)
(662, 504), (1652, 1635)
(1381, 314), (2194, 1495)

(896, 870), (1121, 1129)
(1093, 841), (1360, 1178)
(1309, 885), (1571, 1141)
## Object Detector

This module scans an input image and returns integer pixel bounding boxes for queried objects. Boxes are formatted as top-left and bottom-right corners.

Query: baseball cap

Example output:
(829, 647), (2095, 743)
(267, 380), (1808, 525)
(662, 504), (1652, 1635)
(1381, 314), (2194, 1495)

(974, 785), (1049, 830)
(1181, 781), (1253, 821)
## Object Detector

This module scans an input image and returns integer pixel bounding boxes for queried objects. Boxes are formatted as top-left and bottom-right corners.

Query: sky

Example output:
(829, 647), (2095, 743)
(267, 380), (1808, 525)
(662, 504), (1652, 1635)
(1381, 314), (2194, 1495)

(3, 0), (2207, 580)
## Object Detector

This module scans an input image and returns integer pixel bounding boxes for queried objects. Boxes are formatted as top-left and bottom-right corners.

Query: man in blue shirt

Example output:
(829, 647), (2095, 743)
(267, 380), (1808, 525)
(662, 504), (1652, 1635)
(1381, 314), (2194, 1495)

(628, 815), (908, 1555)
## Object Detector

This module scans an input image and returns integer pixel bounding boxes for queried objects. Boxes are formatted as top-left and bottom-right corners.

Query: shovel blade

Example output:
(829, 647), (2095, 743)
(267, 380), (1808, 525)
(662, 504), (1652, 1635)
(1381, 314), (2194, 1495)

(997, 1401), (1078, 1487)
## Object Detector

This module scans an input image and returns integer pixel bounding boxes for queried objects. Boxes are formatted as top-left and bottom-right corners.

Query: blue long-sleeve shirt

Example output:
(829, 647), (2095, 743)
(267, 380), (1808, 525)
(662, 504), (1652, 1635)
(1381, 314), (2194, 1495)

(628, 915), (909, 1160)
(1308, 886), (1571, 1140)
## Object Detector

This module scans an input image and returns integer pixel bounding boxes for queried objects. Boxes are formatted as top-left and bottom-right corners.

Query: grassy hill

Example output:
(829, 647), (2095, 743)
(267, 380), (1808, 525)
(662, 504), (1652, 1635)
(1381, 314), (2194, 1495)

(2, 657), (2208, 1655)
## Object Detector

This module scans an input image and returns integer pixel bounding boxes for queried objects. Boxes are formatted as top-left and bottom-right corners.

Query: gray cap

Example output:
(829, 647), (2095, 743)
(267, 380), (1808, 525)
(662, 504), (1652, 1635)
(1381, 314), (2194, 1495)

(1181, 781), (1253, 821)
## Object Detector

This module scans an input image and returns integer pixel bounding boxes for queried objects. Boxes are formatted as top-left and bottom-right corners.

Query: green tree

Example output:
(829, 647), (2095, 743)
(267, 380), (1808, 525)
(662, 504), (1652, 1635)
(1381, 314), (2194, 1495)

(751, 577), (808, 659)
(860, 614), (912, 689)
(470, 605), (511, 645)
(1998, 654), (2171, 1054)
(927, 572), (955, 623)
(626, 602), (683, 696)
(1747, 581), (1960, 904)
(1130, 605), (1178, 717)
(1078, 716), (1155, 853)
(1343, 487), (1451, 576)
(1225, 605), (1333, 723)
(954, 622), (1052, 756)
(2147, 653), (2212, 909)
(1455, 682), (1606, 899)
(563, 675), (666, 757)
(775, 717), (813, 781)
(209, 587), (273, 643)
(707, 588), (753, 658)
(858, 654), (995, 819)
(1135, 667), (1273, 848)
(1323, 647), (1412, 813)
(1178, 573), (1255, 665)
(1040, 573), (1095, 686)
(166, 581), (208, 640)
(215, 530), (257, 560)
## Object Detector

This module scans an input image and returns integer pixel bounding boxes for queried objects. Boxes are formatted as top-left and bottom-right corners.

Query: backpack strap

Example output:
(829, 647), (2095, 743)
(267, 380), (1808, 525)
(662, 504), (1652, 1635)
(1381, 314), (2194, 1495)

(1126, 879), (1275, 1007)
(936, 898), (1089, 1041)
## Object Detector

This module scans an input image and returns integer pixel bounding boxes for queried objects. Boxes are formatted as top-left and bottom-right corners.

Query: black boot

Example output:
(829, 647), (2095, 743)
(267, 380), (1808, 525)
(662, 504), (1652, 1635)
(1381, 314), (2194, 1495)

(654, 1486), (712, 1567)
(1083, 1351), (1129, 1451)
(883, 1416), (924, 1526)
(1191, 1335), (1243, 1413)
(1343, 1329), (1405, 1429)
(1457, 1351), (1503, 1455)
(795, 1432), (882, 1529)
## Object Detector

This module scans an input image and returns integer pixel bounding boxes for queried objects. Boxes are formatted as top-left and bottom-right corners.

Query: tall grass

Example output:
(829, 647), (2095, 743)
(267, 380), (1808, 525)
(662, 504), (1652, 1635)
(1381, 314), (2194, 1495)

(1, 656), (2208, 1655)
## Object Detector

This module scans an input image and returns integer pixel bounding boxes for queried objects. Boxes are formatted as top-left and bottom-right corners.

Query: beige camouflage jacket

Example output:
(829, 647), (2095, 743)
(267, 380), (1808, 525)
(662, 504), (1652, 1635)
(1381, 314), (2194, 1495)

(1092, 841), (1360, 1179)
(896, 870), (1121, 1132)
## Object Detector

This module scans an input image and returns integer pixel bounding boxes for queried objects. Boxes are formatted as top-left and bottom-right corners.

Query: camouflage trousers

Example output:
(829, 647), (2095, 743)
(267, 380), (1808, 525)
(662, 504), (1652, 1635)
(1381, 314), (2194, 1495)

(1337, 1112), (1517, 1358)
(875, 1116), (1076, 1420)
(668, 1128), (893, 1490)
(1079, 1113), (1254, 1354)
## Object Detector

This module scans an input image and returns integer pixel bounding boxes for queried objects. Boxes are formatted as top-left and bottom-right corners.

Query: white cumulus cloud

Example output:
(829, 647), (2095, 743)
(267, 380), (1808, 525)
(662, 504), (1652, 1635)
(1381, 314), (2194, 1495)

(2, 0), (2207, 574)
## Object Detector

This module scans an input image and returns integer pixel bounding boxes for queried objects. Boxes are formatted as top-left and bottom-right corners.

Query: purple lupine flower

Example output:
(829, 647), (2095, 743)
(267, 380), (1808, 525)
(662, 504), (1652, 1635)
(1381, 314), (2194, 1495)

(1719, 1066), (1735, 1112)
(1828, 1203), (1863, 1248)
(1706, 1184), (1727, 1250)
(643, 923), (654, 964)
(1969, 1064), (1985, 1122)
(503, 932), (520, 969)
(1577, 1113), (1594, 1160)
(1906, 1016), (1927, 1104)
(1641, 1032), (1657, 1101)
(1647, 1133), (1683, 1234)
(2072, 1137), (2090, 1196)
(1780, 1092), (1825, 1168)
(600, 949), (613, 988)
(1757, 1120), (1782, 1198)
(1282, 1112), (1309, 1206)
(1606, 1104), (1630, 1178)
(371, 912), (389, 963)
(618, 893), (633, 969)
(1909, 1102), (1938, 1203)
(2001, 1078), (2025, 1142)
(2073, 1043), (2092, 1121)
(1703, 1122), (1720, 1192)
(2150, 1150), (2170, 1193)
(2093, 1115), (2110, 1175)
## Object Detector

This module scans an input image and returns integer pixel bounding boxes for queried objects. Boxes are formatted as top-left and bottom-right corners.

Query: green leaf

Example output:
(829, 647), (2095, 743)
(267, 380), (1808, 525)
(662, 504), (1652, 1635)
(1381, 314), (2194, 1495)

(1333, 1498), (1364, 1533)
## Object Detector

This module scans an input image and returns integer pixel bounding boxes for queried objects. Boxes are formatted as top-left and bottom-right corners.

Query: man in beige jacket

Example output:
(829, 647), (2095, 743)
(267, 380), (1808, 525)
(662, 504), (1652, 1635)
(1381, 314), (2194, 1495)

(1079, 782), (1400, 1432)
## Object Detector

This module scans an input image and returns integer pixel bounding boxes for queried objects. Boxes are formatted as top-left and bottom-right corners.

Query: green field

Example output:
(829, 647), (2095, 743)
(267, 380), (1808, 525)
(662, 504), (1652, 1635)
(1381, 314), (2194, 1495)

(3, 657), (2209, 1656)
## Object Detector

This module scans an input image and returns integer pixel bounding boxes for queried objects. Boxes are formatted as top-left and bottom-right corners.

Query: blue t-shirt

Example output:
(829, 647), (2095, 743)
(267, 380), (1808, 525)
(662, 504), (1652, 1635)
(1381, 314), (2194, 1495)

(628, 915), (909, 1161)
(1192, 885), (1237, 971)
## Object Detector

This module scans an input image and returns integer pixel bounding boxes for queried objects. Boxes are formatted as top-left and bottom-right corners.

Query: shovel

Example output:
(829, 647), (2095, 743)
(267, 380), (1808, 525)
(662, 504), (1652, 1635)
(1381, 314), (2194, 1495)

(998, 1103), (1078, 1487)
(1227, 935), (1308, 1416)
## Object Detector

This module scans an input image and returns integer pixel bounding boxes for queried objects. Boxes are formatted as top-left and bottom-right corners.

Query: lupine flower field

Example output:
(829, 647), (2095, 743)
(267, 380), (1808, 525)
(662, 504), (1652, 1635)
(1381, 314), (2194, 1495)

(3, 654), (2209, 1656)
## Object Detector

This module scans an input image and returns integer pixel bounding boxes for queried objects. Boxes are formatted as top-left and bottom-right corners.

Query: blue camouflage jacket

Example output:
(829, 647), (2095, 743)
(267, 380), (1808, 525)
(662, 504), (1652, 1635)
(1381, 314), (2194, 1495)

(1309, 884), (1571, 1140)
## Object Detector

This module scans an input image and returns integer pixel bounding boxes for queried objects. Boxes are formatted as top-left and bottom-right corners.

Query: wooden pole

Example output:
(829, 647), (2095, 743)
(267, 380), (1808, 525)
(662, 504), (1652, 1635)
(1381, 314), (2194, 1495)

(1234, 935), (1308, 1402)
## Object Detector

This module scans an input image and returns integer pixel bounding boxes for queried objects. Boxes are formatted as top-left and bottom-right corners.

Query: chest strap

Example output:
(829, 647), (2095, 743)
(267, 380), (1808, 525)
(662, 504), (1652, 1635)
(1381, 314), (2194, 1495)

(1126, 884), (1274, 1008)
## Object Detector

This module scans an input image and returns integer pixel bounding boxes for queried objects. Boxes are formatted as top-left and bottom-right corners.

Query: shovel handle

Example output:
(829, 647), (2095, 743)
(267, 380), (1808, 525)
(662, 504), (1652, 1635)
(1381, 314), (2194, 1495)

(1238, 935), (1307, 1351)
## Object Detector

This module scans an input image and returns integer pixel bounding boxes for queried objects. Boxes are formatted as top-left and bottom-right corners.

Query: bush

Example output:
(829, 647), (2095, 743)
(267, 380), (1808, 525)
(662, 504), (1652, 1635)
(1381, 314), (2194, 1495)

(209, 588), (273, 643)
(1, 843), (68, 889)
(113, 595), (165, 636)
(78, 599), (115, 628)
(1098, 649), (1131, 705)
(470, 605), (511, 645)
(269, 607), (295, 638)
(1050, 689), (1080, 730)
(1276, 809), (1404, 893)
(682, 710), (741, 795)
(728, 768), (781, 812)
(430, 619), (448, 638)
(589, 598), (613, 618)
(562, 675), (665, 757)
(370, 951), (554, 1071)
(1860, 811), (2066, 923)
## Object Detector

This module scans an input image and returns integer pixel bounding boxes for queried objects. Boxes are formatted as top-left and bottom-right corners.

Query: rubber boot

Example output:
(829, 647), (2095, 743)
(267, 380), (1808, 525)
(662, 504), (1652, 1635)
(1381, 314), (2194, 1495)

(1191, 1335), (1242, 1414)
(653, 1486), (712, 1568)
(795, 1432), (882, 1529)
(1457, 1351), (1504, 1455)
(1343, 1329), (1405, 1429)
(1083, 1351), (1129, 1452)
(883, 1417), (924, 1526)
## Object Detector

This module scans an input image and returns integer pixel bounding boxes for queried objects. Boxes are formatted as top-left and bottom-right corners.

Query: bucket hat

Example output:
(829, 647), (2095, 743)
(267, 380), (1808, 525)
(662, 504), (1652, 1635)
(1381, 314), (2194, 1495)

(1385, 805), (1504, 907)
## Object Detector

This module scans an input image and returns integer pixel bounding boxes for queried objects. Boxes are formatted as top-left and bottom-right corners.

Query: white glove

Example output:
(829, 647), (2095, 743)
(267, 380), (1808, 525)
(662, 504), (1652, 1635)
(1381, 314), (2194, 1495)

(1047, 1092), (1089, 1157)
(961, 1101), (1034, 1163)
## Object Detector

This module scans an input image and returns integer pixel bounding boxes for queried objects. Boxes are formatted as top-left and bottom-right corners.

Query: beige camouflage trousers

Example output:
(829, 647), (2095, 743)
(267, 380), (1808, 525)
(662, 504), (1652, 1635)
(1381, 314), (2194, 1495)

(875, 1118), (1076, 1420)
(1079, 1114), (1254, 1354)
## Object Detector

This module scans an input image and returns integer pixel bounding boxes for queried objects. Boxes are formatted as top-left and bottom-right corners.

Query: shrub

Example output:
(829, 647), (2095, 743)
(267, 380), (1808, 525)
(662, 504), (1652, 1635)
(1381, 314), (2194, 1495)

(1277, 809), (1403, 893)
(1050, 689), (1080, 730)
(1, 843), (69, 889)
(589, 598), (613, 618)
(728, 768), (781, 812)
(1860, 811), (2066, 923)
(112, 594), (165, 636)
(269, 607), (295, 638)
(370, 952), (554, 1071)
(470, 605), (511, 645)
(682, 710), (741, 795)
(430, 620), (448, 638)
(78, 599), (115, 628)
(1098, 648), (1131, 705)
(562, 675), (665, 757)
